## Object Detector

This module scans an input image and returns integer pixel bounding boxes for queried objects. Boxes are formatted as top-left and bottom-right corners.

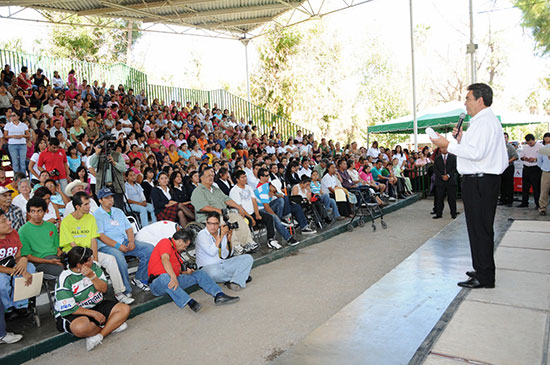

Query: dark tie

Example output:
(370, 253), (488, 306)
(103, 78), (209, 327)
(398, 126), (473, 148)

(443, 155), (447, 175)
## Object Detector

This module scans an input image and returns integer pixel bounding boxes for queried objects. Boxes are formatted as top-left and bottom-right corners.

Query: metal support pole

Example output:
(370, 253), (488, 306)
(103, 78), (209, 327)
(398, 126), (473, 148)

(467, 0), (477, 84)
(241, 38), (252, 122)
(409, 0), (418, 152)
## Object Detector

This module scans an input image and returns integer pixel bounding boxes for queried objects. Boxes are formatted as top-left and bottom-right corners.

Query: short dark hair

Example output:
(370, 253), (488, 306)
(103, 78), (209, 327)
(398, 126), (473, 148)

(467, 83), (493, 107)
(233, 169), (246, 180)
(33, 186), (52, 199)
(258, 167), (268, 178)
(199, 166), (213, 179)
(172, 228), (195, 242)
(525, 133), (535, 142)
(49, 137), (60, 146)
(72, 191), (90, 209)
(206, 211), (221, 221)
(26, 196), (48, 213)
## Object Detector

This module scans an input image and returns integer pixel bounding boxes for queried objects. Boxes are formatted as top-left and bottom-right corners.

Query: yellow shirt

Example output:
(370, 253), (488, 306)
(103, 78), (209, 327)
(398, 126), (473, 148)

(59, 213), (99, 252)
(6, 183), (18, 198)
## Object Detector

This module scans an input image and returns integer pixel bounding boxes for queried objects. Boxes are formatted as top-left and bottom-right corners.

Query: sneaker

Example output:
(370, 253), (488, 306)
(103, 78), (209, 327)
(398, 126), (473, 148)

(115, 293), (135, 305)
(267, 239), (282, 250)
(0, 332), (23, 344)
(388, 197), (396, 202)
(541, 210), (547, 216)
(225, 282), (242, 291)
(301, 226), (317, 235)
(243, 243), (258, 253)
(86, 334), (103, 351)
(233, 245), (244, 256)
(287, 237), (299, 246)
(112, 322), (128, 334)
(132, 278), (151, 292)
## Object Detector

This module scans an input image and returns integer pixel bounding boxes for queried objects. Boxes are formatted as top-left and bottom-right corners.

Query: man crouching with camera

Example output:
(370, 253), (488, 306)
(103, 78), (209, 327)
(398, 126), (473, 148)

(147, 229), (239, 313)
(196, 212), (253, 291)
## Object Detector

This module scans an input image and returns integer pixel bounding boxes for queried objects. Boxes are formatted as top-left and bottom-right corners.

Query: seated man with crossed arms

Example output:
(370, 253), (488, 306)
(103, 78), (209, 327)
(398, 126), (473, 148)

(195, 212), (253, 291)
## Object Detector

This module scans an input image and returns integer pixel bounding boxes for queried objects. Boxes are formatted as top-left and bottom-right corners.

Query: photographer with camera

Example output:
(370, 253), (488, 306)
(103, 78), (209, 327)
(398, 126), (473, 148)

(147, 229), (239, 312)
(37, 137), (71, 193)
(89, 134), (127, 210)
(191, 166), (259, 255)
(195, 212), (253, 291)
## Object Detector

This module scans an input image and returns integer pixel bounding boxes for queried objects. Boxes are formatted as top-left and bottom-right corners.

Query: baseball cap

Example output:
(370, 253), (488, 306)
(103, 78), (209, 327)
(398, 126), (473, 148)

(0, 187), (14, 195)
(97, 187), (115, 199)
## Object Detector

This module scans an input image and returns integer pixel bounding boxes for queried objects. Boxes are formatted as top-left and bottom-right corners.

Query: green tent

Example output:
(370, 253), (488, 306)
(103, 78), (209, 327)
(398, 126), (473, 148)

(367, 101), (550, 134)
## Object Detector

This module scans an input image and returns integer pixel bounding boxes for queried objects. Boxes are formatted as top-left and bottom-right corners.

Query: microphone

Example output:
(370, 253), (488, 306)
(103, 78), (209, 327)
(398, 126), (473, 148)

(454, 113), (466, 139)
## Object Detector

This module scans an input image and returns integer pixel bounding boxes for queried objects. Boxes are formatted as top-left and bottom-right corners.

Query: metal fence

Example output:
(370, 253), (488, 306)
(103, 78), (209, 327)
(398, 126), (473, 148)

(0, 49), (310, 139)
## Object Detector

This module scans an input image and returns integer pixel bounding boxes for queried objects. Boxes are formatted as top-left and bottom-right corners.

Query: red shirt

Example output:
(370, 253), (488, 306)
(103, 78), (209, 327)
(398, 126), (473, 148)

(0, 230), (22, 260)
(148, 238), (181, 277)
(37, 149), (68, 179)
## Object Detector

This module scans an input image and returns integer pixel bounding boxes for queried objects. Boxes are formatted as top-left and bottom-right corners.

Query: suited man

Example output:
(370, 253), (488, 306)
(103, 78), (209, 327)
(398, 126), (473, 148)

(433, 146), (458, 219)
(214, 167), (233, 196)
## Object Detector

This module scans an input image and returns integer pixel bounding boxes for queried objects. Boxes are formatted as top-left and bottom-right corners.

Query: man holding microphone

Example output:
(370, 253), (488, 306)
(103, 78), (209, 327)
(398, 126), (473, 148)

(431, 83), (508, 289)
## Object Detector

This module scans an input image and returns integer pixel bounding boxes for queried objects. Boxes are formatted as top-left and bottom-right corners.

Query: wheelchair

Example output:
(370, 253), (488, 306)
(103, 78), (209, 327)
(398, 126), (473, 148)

(290, 195), (330, 230)
(347, 186), (387, 232)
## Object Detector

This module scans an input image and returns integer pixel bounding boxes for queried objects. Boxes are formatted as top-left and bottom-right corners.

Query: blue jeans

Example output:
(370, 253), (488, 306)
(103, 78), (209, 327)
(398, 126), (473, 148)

(270, 197), (308, 229)
(0, 262), (35, 309)
(8, 144), (27, 174)
(150, 271), (223, 308)
(98, 240), (154, 294)
(130, 203), (157, 226)
(201, 255), (253, 287)
(0, 294), (5, 338)
(320, 193), (340, 217)
(269, 197), (285, 217)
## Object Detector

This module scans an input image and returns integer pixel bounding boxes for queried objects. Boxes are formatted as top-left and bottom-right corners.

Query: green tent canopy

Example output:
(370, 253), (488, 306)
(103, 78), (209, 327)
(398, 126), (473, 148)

(367, 101), (550, 134)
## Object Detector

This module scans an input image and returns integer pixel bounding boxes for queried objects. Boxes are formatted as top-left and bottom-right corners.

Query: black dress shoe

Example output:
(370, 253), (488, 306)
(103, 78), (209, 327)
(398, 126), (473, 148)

(214, 293), (240, 306)
(430, 210), (436, 215)
(457, 278), (494, 289)
(466, 271), (476, 278)
(517, 203), (529, 208)
(188, 299), (202, 313)
(432, 215), (442, 219)
(246, 276), (252, 283)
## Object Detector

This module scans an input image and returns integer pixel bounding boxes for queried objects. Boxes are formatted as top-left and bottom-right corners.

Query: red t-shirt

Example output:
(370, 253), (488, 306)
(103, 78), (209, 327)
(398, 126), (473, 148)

(0, 230), (22, 260)
(148, 238), (181, 277)
(37, 149), (68, 179)
(65, 90), (78, 100)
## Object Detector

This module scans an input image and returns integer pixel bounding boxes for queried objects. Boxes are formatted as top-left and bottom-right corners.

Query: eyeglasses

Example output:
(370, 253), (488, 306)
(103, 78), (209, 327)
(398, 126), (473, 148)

(206, 221), (219, 226)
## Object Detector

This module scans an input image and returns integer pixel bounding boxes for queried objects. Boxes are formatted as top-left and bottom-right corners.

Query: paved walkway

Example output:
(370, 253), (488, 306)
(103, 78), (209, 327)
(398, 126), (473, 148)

(425, 220), (550, 365)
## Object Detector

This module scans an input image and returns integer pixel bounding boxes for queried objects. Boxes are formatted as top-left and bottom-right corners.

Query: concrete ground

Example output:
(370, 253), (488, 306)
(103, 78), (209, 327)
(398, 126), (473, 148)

(425, 220), (550, 365)
(27, 199), (454, 365)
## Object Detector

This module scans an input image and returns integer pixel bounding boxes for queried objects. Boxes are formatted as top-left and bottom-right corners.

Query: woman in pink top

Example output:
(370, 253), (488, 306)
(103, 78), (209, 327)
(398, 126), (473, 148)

(67, 70), (77, 88)
(160, 130), (176, 149)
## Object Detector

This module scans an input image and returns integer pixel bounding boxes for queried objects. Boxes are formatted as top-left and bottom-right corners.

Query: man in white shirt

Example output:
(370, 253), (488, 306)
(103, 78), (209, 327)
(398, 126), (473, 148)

(229, 170), (280, 250)
(42, 98), (56, 118)
(431, 83), (507, 289)
(518, 134), (542, 208)
(195, 212), (253, 291)
(265, 141), (276, 154)
(298, 159), (312, 178)
(63, 180), (99, 216)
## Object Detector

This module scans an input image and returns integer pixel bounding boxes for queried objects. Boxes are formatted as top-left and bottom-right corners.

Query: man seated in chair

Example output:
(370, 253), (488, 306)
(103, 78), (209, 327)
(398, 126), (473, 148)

(93, 188), (154, 293)
(229, 170), (281, 250)
(64, 180), (99, 216)
(0, 208), (35, 321)
(191, 166), (259, 256)
(195, 212), (253, 291)
(19, 197), (64, 278)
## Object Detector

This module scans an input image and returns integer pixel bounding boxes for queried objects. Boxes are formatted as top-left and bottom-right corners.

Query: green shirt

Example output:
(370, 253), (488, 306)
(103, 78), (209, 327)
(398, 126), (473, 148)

(54, 262), (106, 317)
(191, 183), (231, 223)
(19, 221), (59, 258)
(59, 213), (99, 252)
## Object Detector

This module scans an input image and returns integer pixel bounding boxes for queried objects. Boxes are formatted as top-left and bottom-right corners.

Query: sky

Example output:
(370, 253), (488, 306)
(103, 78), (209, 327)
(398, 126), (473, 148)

(0, 0), (548, 113)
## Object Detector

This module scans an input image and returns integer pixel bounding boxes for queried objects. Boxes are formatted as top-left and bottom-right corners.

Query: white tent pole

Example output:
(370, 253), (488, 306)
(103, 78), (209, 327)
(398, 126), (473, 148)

(241, 38), (252, 122)
(409, 0), (418, 151)
(467, 0), (477, 84)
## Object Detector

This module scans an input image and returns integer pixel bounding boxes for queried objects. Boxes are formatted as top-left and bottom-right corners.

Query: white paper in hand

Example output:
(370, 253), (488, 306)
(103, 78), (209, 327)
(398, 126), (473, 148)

(425, 127), (438, 140)
(13, 271), (43, 302)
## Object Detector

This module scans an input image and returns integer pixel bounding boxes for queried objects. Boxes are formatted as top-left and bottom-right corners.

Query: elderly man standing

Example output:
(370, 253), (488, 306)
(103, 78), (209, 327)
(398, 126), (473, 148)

(94, 188), (154, 293)
(0, 186), (25, 231)
(191, 166), (258, 255)
(195, 212), (253, 291)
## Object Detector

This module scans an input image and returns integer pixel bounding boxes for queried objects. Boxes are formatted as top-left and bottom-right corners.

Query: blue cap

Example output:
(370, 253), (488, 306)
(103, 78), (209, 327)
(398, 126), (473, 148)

(97, 187), (115, 199)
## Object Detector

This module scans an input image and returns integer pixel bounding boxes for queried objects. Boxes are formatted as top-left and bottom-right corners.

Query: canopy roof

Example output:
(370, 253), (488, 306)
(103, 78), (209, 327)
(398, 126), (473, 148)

(367, 101), (550, 134)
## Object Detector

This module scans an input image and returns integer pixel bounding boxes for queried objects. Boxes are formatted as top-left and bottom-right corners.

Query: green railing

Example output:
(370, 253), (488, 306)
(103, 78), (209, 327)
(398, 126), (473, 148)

(0, 49), (310, 139)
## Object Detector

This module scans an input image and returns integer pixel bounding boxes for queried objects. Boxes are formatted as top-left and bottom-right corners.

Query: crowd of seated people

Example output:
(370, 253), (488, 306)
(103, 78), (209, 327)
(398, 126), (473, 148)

(0, 64), (426, 349)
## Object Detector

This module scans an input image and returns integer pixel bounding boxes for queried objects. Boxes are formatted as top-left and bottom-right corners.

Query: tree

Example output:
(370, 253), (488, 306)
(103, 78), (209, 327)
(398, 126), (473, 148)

(37, 13), (142, 63)
(515, 0), (550, 55)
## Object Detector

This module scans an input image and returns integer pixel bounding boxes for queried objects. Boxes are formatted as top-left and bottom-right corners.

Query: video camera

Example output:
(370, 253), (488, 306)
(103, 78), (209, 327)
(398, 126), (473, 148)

(221, 208), (239, 230)
(94, 132), (117, 156)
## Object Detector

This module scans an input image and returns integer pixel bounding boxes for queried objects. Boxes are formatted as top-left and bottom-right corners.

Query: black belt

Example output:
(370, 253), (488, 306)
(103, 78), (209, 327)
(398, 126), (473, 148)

(462, 173), (499, 178)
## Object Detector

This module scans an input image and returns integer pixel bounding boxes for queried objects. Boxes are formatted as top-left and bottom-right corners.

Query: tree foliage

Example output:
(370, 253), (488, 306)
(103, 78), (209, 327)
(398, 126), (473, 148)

(36, 13), (142, 64)
(515, 0), (550, 55)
